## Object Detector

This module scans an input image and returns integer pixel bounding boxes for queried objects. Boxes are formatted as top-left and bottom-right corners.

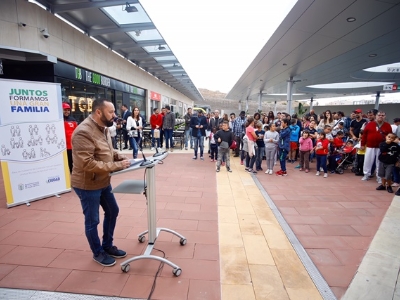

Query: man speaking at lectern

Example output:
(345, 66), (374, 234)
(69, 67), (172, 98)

(71, 99), (131, 267)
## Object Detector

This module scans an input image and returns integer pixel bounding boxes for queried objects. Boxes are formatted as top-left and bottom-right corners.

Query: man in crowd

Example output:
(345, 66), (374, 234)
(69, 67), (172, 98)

(190, 110), (207, 160)
(159, 107), (166, 148)
(162, 105), (175, 152)
(71, 99), (131, 267)
(360, 110), (392, 183)
(120, 104), (131, 150)
(232, 111), (246, 164)
(184, 107), (193, 150)
(62, 102), (78, 173)
(149, 108), (163, 150)
(349, 108), (366, 141)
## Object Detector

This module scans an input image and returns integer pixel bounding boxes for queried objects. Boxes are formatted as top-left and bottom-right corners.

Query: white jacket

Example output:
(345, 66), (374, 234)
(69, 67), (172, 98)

(127, 116), (143, 136)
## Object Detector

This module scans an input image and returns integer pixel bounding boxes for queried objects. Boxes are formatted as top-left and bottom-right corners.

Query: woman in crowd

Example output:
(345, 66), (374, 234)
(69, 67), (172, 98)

(245, 116), (258, 174)
(317, 110), (335, 133)
(127, 107), (144, 159)
(254, 112), (261, 122)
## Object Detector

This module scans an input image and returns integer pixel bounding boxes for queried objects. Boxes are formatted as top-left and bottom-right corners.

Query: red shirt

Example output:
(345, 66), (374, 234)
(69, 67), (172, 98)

(150, 113), (163, 129)
(315, 138), (330, 155)
(361, 121), (392, 148)
(64, 118), (78, 149)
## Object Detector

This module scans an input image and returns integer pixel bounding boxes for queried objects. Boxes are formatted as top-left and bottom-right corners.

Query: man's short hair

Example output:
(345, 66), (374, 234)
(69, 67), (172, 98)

(290, 119), (296, 125)
(222, 120), (229, 125)
(337, 131), (344, 136)
(324, 125), (332, 129)
(282, 119), (289, 126)
(165, 105), (170, 110)
(153, 108), (158, 112)
(121, 104), (128, 109)
(230, 113), (236, 116)
(337, 111), (344, 117)
(92, 99), (111, 112)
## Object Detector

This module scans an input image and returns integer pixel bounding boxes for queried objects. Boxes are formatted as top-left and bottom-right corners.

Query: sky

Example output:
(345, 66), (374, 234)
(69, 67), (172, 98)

(140, 0), (298, 94)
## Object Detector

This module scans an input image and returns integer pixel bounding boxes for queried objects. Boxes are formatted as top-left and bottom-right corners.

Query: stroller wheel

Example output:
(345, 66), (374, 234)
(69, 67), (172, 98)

(343, 164), (349, 170)
(337, 167), (344, 174)
(351, 167), (357, 173)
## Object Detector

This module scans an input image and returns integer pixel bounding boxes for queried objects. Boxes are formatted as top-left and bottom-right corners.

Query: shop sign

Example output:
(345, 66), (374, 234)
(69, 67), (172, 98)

(75, 67), (111, 88)
(150, 91), (161, 101)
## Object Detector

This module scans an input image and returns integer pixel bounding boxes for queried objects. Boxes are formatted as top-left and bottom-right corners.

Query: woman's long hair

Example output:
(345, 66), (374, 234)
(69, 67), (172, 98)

(132, 106), (140, 121)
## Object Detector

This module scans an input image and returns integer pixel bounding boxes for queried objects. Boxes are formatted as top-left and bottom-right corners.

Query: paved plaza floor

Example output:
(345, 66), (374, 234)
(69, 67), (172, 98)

(0, 147), (398, 299)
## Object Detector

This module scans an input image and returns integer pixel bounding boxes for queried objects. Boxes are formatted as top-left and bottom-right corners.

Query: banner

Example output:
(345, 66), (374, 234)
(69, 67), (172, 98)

(0, 79), (70, 208)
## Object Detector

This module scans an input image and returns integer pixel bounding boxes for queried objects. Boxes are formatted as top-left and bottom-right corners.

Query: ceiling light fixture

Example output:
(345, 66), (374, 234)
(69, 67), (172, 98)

(134, 30), (141, 36)
(369, 54), (377, 57)
(158, 45), (166, 50)
(346, 17), (356, 22)
(124, 2), (138, 13)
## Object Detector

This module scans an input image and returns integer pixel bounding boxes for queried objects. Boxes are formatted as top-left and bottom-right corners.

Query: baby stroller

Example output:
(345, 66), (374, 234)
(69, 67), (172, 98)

(335, 144), (356, 174)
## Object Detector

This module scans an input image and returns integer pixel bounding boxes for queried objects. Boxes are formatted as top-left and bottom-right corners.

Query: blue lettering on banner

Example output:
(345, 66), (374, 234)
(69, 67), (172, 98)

(11, 106), (50, 113)
(47, 176), (60, 183)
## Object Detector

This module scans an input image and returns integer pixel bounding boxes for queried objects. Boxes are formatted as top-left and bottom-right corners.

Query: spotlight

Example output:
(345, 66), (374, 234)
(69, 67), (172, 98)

(346, 17), (356, 22)
(158, 45), (166, 50)
(134, 30), (141, 36)
(18, 22), (26, 27)
(40, 28), (49, 38)
(124, 2), (138, 13)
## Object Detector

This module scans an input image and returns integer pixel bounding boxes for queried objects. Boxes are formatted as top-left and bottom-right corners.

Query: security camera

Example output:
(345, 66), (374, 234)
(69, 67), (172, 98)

(18, 22), (26, 27)
(40, 28), (50, 38)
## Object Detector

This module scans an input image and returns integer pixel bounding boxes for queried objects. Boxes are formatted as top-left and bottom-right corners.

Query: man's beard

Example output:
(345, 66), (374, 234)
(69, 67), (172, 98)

(100, 113), (114, 127)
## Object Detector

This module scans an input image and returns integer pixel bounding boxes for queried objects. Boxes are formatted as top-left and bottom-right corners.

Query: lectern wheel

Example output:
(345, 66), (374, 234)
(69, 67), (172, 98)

(179, 238), (187, 246)
(121, 264), (130, 273)
(138, 235), (146, 243)
(172, 268), (182, 277)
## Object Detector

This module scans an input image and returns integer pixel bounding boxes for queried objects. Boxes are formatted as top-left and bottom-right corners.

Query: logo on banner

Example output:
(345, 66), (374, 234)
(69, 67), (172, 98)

(22, 182), (40, 189)
(47, 176), (60, 183)
(9, 88), (50, 113)
(18, 183), (24, 190)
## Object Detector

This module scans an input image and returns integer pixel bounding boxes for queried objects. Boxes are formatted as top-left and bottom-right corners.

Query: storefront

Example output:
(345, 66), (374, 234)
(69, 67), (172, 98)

(54, 61), (146, 123)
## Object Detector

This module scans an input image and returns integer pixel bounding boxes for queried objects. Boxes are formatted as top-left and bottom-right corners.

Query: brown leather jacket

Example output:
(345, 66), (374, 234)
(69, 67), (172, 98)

(71, 116), (127, 190)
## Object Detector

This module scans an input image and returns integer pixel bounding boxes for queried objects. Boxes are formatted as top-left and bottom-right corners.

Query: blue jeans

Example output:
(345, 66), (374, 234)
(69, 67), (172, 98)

(193, 136), (204, 157)
(129, 137), (139, 158)
(184, 128), (193, 148)
(279, 148), (288, 171)
(151, 129), (160, 148)
(316, 154), (328, 173)
(74, 185), (119, 256)
(256, 146), (265, 169)
(164, 129), (173, 149)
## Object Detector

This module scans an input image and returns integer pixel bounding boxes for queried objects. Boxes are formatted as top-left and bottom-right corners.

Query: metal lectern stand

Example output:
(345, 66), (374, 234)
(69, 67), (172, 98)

(111, 152), (186, 276)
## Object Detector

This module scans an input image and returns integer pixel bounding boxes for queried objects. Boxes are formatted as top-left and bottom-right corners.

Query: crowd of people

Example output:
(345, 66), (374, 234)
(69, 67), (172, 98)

(183, 108), (400, 195)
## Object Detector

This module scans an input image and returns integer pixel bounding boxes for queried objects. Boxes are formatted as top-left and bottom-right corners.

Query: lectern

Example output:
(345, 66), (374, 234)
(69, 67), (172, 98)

(111, 152), (186, 276)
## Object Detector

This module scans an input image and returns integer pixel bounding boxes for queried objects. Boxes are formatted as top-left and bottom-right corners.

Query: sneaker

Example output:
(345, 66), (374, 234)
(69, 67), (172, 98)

(265, 169), (270, 174)
(323, 173), (328, 178)
(170, 148), (173, 152)
(216, 167), (220, 172)
(104, 246), (127, 258)
(330, 170), (335, 174)
(392, 183), (399, 187)
(276, 170), (283, 176)
(355, 172), (363, 176)
(396, 188), (400, 196)
(376, 185), (386, 190)
(151, 147), (155, 151)
(227, 168), (232, 173)
(185, 147), (188, 150)
(157, 147), (163, 152)
(316, 171), (320, 176)
(93, 252), (116, 267)
(200, 156), (204, 160)
(246, 168), (252, 173)
(320, 167), (323, 172)
(282, 171), (287, 176)
(361, 175), (369, 181)
(295, 165), (301, 169)
(299, 168), (303, 171)
(387, 186), (394, 193)
(240, 160), (244, 165)
(269, 170), (273, 175)
(251, 170), (257, 174)
(192, 156), (197, 160)
(305, 169), (309, 173)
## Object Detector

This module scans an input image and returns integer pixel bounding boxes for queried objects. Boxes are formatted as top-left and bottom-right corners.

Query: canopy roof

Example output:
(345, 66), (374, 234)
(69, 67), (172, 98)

(33, 0), (203, 102)
(227, 0), (400, 101)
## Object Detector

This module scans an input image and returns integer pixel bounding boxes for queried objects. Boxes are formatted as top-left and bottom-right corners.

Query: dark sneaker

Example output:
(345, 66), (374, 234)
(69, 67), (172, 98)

(93, 252), (116, 267)
(192, 156), (197, 160)
(396, 188), (400, 196)
(387, 186), (393, 193)
(216, 167), (220, 172)
(104, 246), (127, 258)
(227, 168), (232, 173)
(376, 185), (386, 191)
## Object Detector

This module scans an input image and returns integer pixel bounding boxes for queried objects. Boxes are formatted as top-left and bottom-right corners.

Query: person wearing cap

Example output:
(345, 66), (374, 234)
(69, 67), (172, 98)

(62, 102), (78, 173)
(232, 111), (247, 163)
(349, 109), (366, 141)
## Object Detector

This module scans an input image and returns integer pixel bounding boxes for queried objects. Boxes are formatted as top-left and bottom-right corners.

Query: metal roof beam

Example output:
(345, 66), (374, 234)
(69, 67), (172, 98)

(52, 0), (139, 13)
(128, 51), (173, 60)
(111, 39), (165, 50)
(89, 23), (156, 36)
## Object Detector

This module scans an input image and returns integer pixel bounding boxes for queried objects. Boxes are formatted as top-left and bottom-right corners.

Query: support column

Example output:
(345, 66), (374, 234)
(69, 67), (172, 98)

(374, 91), (380, 110)
(258, 92), (262, 112)
(274, 101), (277, 115)
(310, 96), (314, 111)
(287, 77), (294, 115)
(238, 100), (242, 111)
(245, 98), (249, 113)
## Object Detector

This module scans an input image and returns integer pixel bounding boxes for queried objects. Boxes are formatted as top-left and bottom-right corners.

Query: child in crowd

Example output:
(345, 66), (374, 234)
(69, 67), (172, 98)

(376, 133), (400, 193)
(324, 125), (334, 141)
(298, 131), (313, 172)
(328, 131), (344, 173)
(215, 121), (234, 173)
(288, 119), (300, 163)
(245, 117), (258, 174)
(313, 132), (330, 178)
(354, 133), (365, 176)
(264, 123), (279, 175)
(276, 119), (291, 176)
(255, 122), (265, 171)
(305, 120), (318, 162)
(210, 127), (218, 162)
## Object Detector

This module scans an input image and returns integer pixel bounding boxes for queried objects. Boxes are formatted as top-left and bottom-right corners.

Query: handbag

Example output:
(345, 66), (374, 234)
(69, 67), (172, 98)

(153, 129), (160, 138)
(230, 140), (237, 150)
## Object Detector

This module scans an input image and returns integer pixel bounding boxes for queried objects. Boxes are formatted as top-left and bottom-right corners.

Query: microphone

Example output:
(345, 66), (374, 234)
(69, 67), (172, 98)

(153, 146), (163, 157)
(139, 149), (153, 166)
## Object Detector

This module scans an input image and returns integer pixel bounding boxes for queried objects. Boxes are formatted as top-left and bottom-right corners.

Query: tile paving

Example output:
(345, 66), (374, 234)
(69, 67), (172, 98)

(0, 148), (397, 299)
